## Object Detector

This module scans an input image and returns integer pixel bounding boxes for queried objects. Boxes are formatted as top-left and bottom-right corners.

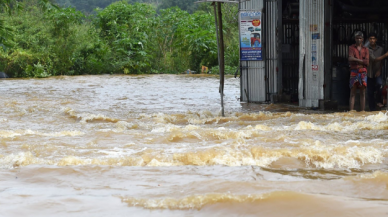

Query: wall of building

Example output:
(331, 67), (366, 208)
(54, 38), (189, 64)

(239, 0), (281, 103)
(240, 0), (266, 103)
(298, 0), (325, 108)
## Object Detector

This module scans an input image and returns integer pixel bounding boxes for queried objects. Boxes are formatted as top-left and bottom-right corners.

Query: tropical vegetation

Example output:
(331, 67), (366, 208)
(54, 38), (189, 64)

(0, 0), (239, 77)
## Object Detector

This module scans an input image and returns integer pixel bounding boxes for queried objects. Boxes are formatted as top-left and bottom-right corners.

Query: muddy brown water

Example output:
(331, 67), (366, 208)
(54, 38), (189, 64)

(1, 75), (388, 217)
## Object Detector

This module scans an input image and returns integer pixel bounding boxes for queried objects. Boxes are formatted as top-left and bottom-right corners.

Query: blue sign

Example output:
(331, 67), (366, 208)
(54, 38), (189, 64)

(240, 48), (262, 61)
(240, 11), (263, 61)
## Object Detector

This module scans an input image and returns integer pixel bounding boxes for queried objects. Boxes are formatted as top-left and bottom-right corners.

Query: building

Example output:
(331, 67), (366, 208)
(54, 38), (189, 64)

(239, 0), (388, 109)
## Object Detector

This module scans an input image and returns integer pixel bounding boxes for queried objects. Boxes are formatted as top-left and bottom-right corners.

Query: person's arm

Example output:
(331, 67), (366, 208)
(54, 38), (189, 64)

(376, 65), (382, 77)
(369, 48), (376, 62)
(348, 46), (363, 63)
(374, 50), (388, 77)
(374, 51), (388, 62)
(348, 57), (363, 63)
(376, 56), (384, 77)
(363, 48), (369, 66)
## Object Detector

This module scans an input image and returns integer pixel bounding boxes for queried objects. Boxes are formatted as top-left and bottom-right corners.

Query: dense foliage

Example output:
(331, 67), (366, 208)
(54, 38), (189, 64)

(54, 0), (197, 14)
(55, 0), (158, 14)
(0, 0), (239, 77)
(157, 0), (198, 14)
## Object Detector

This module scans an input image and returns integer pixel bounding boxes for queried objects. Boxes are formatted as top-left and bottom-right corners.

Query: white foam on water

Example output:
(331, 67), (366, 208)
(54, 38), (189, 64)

(365, 112), (388, 122)
(39, 131), (85, 137)
(146, 159), (173, 167)
(344, 140), (361, 144)
(97, 147), (147, 157)
(0, 130), (22, 138)
(121, 193), (266, 210)
(359, 171), (388, 180)
(115, 121), (134, 131)
(294, 121), (320, 130)
(62, 107), (119, 123)
(154, 112), (179, 124)
(0, 152), (47, 169)
(297, 142), (383, 169)
(291, 120), (388, 132)
(152, 123), (181, 133)
(254, 125), (272, 131)
(0, 129), (84, 138)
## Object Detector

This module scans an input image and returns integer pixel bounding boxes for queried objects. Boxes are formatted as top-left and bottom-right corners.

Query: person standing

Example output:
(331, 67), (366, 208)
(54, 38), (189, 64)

(348, 31), (369, 111)
(367, 33), (388, 111)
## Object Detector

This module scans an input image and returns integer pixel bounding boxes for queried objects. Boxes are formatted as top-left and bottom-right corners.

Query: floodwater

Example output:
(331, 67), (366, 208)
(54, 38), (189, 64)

(1, 74), (388, 217)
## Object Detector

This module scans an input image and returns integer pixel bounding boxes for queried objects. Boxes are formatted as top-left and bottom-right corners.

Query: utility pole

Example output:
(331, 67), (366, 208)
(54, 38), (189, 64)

(195, 0), (250, 117)
(213, 2), (225, 117)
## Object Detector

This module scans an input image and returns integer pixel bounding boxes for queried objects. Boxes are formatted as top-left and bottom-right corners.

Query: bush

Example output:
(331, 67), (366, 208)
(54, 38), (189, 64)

(209, 65), (238, 75)
(0, 0), (239, 77)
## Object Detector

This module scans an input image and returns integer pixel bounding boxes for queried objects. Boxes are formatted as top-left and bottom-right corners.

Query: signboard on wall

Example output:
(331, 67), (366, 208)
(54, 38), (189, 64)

(239, 11), (263, 61)
(311, 25), (319, 71)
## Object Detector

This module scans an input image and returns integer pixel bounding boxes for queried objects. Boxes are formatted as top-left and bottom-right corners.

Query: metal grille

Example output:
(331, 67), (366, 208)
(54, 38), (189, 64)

(265, 0), (279, 99)
(282, 21), (299, 98)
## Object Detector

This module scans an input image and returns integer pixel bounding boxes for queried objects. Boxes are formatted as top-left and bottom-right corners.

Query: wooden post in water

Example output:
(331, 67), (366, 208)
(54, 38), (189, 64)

(218, 2), (225, 117)
(213, 2), (225, 117)
(197, 0), (250, 116)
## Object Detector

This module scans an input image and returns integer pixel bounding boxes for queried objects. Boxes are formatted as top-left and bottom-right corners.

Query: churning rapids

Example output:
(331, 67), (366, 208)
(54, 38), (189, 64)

(1, 75), (388, 217)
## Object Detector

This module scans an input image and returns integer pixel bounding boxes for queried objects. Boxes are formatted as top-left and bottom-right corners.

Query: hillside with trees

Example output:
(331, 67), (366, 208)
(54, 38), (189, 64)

(0, 0), (239, 77)
(55, 0), (198, 14)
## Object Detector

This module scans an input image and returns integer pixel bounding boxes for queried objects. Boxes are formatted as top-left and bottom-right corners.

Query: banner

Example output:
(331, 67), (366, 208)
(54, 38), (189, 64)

(239, 11), (263, 61)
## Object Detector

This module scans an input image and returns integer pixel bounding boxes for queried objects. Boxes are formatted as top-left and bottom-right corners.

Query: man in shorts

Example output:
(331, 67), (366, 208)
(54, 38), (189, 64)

(348, 31), (369, 111)
(367, 33), (388, 110)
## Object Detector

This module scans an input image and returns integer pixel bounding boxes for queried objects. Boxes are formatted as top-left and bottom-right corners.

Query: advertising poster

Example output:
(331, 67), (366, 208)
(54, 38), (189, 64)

(310, 25), (319, 71)
(239, 11), (262, 61)
(312, 42), (318, 71)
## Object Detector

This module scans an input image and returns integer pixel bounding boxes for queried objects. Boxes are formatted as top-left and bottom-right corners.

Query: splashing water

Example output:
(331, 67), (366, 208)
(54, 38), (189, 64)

(1, 75), (388, 216)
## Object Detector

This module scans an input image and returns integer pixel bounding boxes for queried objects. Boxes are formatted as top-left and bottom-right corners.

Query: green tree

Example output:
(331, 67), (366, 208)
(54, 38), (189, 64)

(95, 2), (156, 73)
(157, 0), (197, 13)
(149, 7), (186, 72)
(55, 0), (160, 14)
(45, 7), (85, 75)
(197, 2), (240, 71)
(0, 0), (110, 77)
(0, 0), (239, 77)
(174, 10), (217, 72)
(0, 0), (57, 50)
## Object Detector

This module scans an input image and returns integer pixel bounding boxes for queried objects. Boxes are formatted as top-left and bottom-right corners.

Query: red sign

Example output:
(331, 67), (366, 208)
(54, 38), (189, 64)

(252, 19), (261, 27)
(312, 65), (319, 71)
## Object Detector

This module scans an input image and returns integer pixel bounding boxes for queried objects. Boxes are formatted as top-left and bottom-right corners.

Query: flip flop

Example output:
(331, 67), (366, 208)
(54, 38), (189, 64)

(377, 103), (384, 108)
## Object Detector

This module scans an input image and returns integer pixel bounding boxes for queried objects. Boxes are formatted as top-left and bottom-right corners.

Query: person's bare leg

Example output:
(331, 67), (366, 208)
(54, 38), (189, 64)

(360, 86), (366, 111)
(350, 86), (357, 111)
